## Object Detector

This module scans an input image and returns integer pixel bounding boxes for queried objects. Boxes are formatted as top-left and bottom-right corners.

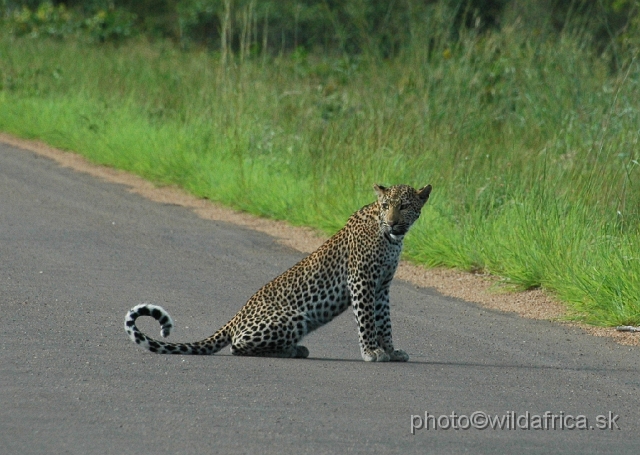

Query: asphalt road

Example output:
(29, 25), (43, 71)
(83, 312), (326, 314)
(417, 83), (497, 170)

(1, 141), (639, 455)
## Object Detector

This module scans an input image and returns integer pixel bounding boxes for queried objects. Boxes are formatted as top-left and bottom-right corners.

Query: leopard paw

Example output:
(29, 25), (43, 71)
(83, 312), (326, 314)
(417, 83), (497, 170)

(389, 349), (409, 362)
(362, 348), (390, 362)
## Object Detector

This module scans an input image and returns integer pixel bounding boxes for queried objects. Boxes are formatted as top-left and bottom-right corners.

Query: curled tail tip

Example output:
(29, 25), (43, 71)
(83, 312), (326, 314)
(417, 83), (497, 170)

(124, 303), (175, 339)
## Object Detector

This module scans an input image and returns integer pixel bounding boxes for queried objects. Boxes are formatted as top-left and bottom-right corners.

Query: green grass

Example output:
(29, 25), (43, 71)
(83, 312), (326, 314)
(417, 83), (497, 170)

(1, 22), (639, 326)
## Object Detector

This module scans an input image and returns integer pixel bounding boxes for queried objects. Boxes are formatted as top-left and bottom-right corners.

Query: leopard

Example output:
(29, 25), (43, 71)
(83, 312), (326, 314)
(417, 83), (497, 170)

(124, 183), (432, 362)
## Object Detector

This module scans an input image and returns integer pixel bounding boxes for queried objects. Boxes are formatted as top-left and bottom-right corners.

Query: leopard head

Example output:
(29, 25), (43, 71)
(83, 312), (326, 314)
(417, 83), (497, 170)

(373, 184), (432, 241)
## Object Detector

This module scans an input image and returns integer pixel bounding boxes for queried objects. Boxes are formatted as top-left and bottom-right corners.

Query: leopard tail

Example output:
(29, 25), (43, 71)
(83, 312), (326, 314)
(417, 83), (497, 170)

(124, 303), (231, 355)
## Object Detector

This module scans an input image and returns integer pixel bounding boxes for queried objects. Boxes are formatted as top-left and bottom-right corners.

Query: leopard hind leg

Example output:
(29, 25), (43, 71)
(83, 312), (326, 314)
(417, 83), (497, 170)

(230, 338), (309, 358)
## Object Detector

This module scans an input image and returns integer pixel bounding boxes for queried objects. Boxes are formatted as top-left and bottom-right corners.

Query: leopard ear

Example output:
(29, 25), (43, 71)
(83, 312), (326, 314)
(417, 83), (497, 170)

(373, 184), (387, 198)
(417, 184), (432, 203)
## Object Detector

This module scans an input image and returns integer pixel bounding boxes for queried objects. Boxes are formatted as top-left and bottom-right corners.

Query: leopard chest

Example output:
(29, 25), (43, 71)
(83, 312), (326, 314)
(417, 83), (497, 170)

(376, 240), (403, 285)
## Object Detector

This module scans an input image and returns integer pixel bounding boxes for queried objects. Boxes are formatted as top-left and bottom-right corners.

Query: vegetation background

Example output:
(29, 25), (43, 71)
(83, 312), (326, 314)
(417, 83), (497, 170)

(1, 0), (639, 326)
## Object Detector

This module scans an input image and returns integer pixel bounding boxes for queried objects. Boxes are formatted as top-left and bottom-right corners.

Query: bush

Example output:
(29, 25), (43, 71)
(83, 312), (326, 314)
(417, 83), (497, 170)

(3, 1), (136, 42)
(2, 1), (639, 58)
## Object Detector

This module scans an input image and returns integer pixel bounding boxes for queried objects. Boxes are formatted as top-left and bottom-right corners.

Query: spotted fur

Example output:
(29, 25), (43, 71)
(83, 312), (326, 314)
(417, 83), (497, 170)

(124, 183), (432, 362)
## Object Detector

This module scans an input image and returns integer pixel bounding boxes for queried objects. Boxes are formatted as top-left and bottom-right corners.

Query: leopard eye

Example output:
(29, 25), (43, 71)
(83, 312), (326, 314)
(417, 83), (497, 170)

(381, 202), (389, 210)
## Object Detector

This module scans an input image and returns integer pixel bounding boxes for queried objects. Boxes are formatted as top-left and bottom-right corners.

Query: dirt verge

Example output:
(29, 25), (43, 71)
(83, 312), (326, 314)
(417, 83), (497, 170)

(1, 132), (636, 346)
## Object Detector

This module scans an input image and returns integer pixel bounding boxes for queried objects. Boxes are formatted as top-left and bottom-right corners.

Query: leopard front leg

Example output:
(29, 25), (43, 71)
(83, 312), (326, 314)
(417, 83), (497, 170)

(349, 274), (390, 362)
(375, 284), (409, 362)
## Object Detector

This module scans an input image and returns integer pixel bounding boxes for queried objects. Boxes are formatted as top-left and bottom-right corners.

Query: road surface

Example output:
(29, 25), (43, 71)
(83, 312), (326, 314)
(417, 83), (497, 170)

(1, 141), (639, 454)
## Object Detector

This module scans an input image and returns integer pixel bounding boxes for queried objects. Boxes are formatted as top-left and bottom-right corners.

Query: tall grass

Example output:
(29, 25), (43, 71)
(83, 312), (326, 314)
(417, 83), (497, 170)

(1, 13), (639, 326)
